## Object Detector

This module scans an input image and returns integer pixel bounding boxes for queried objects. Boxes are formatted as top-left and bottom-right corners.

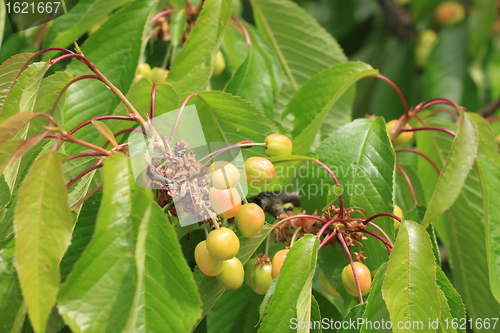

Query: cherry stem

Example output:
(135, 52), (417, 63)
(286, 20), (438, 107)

(403, 126), (456, 137)
(395, 148), (440, 175)
(230, 15), (251, 45)
(337, 232), (364, 304)
(50, 75), (101, 116)
(318, 228), (337, 250)
(366, 222), (393, 248)
(64, 152), (107, 162)
(375, 74), (409, 116)
(102, 128), (147, 149)
(237, 183), (249, 205)
(269, 214), (328, 234)
(168, 93), (197, 144)
(396, 163), (418, 206)
(149, 9), (178, 25)
(71, 184), (103, 210)
(14, 48), (74, 83)
(290, 226), (302, 247)
(428, 108), (460, 121)
(150, 82), (157, 124)
(197, 142), (266, 164)
(358, 229), (393, 254)
(316, 218), (344, 239)
(363, 212), (401, 225)
(486, 116), (500, 122)
(313, 159), (344, 216)
(417, 98), (461, 114)
(50, 53), (147, 127)
(58, 133), (110, 155)
(68, 115), (136, 135)
(66, 163), (103, 189)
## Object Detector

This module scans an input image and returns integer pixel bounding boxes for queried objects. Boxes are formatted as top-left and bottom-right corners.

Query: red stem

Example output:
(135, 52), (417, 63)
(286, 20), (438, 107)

(68, 115), (136, 135)
(150, 82), (157, 123)
(149, 9), (178, 25)
(375, 74), (409, 116)
(313, 159), (344, 217)
(366, 222), (393, 248)
(50, 75), (101, 116)
(362, 212), (401, 225)
(230, 15), (251, 45)
(64, 152), (107, 162)
(168, 93), (197, 144)
(359, 229), (393, 254)
(403, 126), (456, 137)
(396, 163), (418, 206)
(486, 116), (500, 122)
(337, 233), (364, 304)
(318, 228), (337, 250)
(66, 164), (103, 189)
(316, 219), (343, 239)
(395, 148), (440, 175)
(71, 185), (103, 210)
(428, 108), (460, 121)
(418, 98), (461, 113)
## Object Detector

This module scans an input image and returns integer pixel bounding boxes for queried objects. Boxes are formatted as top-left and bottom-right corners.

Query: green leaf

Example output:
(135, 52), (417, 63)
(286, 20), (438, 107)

(436, 267), (466, 333)
(33, 72), (74, 127)
(190, 91), (278, 157)
(338, 304), (366, 333)
(258, 234), (318, 333)
(468, 0), (497, 60)
(92, 120), (119, 148)
(58, 153), (152, 333)
(424, 22), (467, 103)
(437, 289), (455, 333)
(0, 238), (26, 333)
(132, 202), (201, 333)
(421, 110), (478, 228)
(63, 0), (160, 152)
(194, 225), (271, 327)
(13, 152), (73, 333)
(0, 53), (34, 110)
(250, 0), (347, 91)
(1, 62), (50, 119)
(303, 118), (395, 270)
(0, 133), (47, 176)
(44, 0), (132, 50)
(283, 62), (377, 154)
(476, 154), (500, 304)
(225, 45), (274, 120)
(170, 10), (187, 48)
(469, 113), (500, 165)
(0, 1), (5, 49)
(166, 0), (232, 93)
(382, 220), (441, 332)
(60, 190), (100, 282)
(0, 112), (38, 146)
(361, 263), (390, 333)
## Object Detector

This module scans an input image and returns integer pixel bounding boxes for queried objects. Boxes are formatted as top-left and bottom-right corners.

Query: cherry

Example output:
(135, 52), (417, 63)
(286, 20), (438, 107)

(320, 272), (340, 297)
(393, 205), (404, 230)
(194, 240), (225, 276)
(341, 262), (371, 296)
(386, 119), (414, 146)
(213, 50), (225, 76)
(252, 262), (273, 295)
(244, 157), (275, 186)
(271, 248), (289, 279)
(264, 134), (293, 156)
(206, 227), (240, 260)
(209, 187), (241, 218)
(435, 1), (465, 26)
(244, 258), (258, 289)
(209, 161), (241, 189)
(216, 257), (244, 290)
(234, 203), (265, 238)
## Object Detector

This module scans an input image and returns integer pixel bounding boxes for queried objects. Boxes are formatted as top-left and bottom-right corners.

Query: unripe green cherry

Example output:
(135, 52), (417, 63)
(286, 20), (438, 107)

(435, 1), (465, 26)
(137, 63), (152, 77)
(209, 161), (241, 189)
(386, 119), (414, 146)
(149, 67), (169, 83)
(244, 258), (258, 288)
(341, 262), (372, 296)
(393, 205), (404, 230)
(217, 257), (244, 290)
(209, 187), (241, 218)
(213, 50), (225, 76)
(252, 263), (273, 295)
(206, 227), (240, 260)
(320, 272), (340, 297)
(244, 157), (275, 186)
(415, 29), (437, 68)
(264, 134), (293, 156)
(234, 203), (265, 238)
(271, 248), (289, 279)
(194, 240), (225, 276)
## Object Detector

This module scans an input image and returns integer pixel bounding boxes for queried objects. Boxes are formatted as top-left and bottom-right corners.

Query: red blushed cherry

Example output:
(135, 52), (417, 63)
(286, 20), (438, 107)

(244, 157), (275, 186)
(341, 262), (371, 296)
(209, 187), (241, 218)
(234, 203), (265, 238)
(209, 161), (241, 189)
(264, 134), (293, 156)
(271, 248), (289, 279)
